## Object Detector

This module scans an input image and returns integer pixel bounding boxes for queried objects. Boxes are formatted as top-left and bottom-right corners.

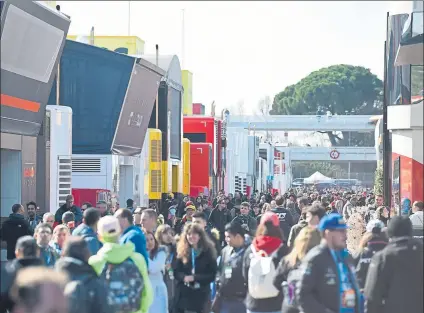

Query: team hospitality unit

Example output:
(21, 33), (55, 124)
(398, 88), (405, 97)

(1, 188), (423, 313)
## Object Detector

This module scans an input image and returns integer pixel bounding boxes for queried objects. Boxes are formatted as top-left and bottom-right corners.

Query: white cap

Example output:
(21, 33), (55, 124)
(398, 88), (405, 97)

(98, 216), (121, 239)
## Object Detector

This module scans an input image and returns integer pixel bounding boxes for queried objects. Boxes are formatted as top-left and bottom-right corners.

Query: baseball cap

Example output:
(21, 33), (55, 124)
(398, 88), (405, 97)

(97, 216), (121, 242)
(260, 212), (279, 227)
(185, 205), (196, 211)
(318, 213), (347, 232)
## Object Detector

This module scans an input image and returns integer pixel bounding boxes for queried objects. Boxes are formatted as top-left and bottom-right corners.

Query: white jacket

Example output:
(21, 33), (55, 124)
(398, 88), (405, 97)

(410, 211), (424, 228)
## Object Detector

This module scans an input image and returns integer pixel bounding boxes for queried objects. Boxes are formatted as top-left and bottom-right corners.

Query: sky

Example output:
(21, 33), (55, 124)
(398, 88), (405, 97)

(57, 1), (413, 116)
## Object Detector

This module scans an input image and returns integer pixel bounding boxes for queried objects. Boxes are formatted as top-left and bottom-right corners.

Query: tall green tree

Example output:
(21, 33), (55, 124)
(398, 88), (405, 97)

(271, 65), (383, 146)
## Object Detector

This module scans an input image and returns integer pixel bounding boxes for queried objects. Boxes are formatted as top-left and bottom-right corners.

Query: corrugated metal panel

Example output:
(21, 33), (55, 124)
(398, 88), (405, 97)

(72, 158), (101, 173)
(47, 40), (134, 154)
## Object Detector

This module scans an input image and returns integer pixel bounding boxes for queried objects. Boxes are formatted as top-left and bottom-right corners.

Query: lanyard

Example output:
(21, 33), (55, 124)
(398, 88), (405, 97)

(168, 252), (174, 264)
(191, 249), (196, 275)
(229, 247), (245, 263)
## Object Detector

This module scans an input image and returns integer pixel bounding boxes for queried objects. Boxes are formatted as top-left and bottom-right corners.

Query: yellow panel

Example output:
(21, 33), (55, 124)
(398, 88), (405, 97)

(66, 35), (145, 55)
(182, 70), (193, 115)
(148, 129), (162, 200)
(172, 165), (178, 193)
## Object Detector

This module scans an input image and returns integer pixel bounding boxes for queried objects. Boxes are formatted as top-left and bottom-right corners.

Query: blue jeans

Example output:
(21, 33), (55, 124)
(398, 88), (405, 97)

(220, 299), (246, 313)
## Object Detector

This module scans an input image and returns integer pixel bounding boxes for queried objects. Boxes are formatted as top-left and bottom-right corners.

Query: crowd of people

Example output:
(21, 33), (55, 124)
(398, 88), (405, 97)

(0, 188), (423, 313)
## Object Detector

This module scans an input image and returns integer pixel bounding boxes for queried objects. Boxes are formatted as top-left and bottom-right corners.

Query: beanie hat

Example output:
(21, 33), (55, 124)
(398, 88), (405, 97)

(387, 216), (412, 238)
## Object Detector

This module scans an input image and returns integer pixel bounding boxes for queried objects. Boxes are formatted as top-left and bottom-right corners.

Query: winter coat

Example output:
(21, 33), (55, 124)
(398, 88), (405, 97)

(231, 214), (258, 237)
(120, 225), (149, 266)
(89, 241), (153, 313)
(271, 207), (295, 242)
(364, 236), (423, 313)
(55, 204), (83, 224)
(0, 213), (33, 260)
(354, 237), (387, 289)
(287, 219), (308, 248)
(208, 207), (232, 235)
(174, 247), (217, 312)
(55, 257), (112, 313)
(296, 244), (361, 313)
(72, 223), (103, 256)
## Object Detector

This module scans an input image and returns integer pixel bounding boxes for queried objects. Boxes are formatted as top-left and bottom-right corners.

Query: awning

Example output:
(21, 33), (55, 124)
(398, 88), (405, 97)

(1, 0), (70, 136)
(111, 60), (166, 155)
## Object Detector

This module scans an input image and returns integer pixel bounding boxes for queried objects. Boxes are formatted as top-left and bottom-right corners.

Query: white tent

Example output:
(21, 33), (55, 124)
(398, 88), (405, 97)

(304, 171), (333, 184)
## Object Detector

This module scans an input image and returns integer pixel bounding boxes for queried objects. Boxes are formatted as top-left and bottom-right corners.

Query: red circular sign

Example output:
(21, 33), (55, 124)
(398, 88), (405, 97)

(330, 149), (340, 159)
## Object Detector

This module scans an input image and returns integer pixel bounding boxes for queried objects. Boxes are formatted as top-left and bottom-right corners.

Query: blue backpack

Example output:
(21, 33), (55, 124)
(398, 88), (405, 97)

(100, 258), (144, 313)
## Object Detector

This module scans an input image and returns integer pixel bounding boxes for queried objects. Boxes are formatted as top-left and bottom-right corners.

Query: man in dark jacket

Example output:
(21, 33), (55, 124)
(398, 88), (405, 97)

(215, 222), (248, 313)
(364, 216), (423, 313)
(0, 236), (43, 313)
(297, 213), (362, 313)
(271, 195), (295, 241)
(0, 204), (33, 260)
(55, 194), (83, 225)
(231, 202), (257, 237)
(209, 200), (232, 245)
(55, 236), (111, 313)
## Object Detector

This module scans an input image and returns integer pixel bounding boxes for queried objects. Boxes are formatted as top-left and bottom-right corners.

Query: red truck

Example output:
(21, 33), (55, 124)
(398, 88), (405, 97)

(189, 143), (212, 198)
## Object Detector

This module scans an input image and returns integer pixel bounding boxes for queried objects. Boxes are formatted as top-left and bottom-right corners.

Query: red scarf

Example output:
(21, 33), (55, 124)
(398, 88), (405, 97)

(252, 235), (282, 256)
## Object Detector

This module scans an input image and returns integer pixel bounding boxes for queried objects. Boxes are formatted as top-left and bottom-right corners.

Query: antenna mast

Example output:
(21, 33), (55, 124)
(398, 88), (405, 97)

(128, 1), (131, 36)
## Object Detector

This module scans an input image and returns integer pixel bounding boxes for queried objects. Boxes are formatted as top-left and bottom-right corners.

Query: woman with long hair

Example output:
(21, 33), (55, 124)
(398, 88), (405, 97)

(174, 223), (217, 313)
(146, 231), (168, 313)
(242, 212), (289, 313)
(155, 224), (177, 312)
(273, 226), (321, 313)
(50, 224), (70, 255)
(375, 206), (390, 226)
(354, 220), (388, 289)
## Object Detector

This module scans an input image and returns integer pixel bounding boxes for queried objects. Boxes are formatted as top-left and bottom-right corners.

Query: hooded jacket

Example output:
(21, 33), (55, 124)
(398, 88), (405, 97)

(72, 223), (103, 256)
(119, 225), (149, 266)
(88, 241), (153, 313)
(55, 257), (112, 313)
(0, 213), (33, 260)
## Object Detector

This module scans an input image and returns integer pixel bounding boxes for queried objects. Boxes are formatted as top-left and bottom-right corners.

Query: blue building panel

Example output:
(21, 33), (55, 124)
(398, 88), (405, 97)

(48, 40), (134, 154)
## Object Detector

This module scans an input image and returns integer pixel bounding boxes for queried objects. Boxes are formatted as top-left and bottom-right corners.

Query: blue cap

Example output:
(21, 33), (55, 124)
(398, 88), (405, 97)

(318, 213), (347, 231)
